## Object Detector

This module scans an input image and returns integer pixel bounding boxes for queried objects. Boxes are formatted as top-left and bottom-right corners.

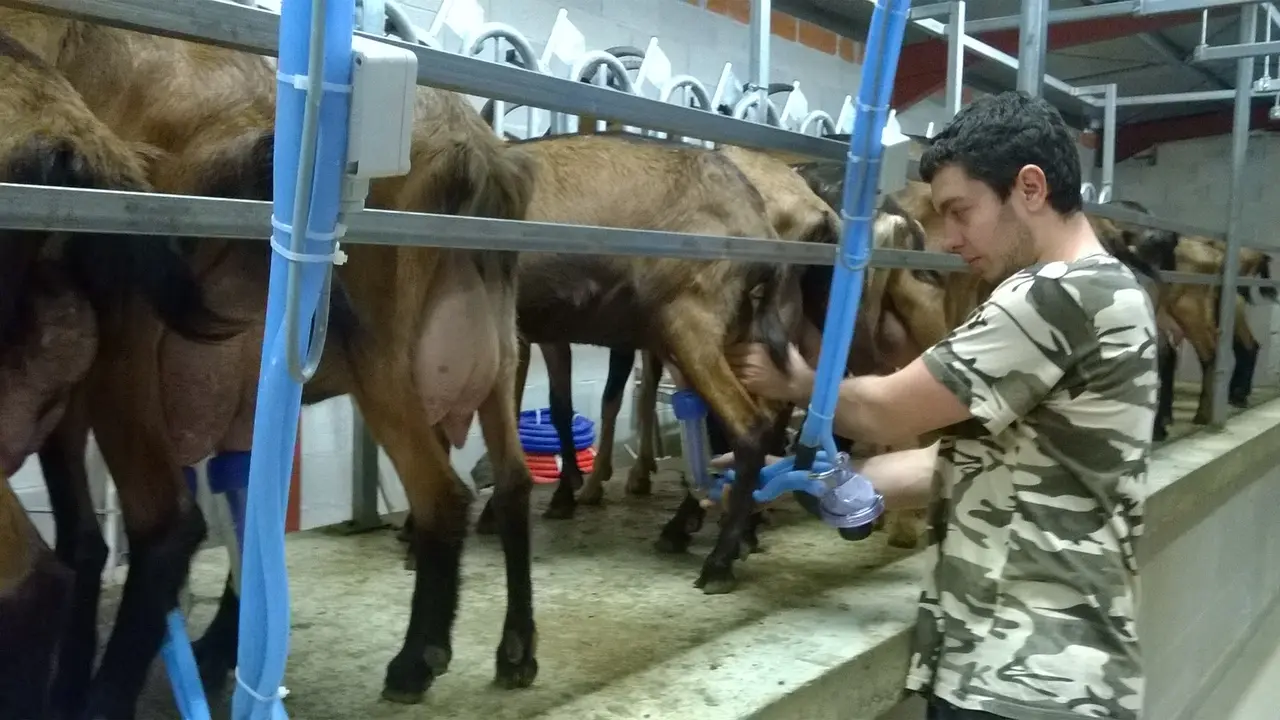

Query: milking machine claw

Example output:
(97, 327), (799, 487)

(719, 450), (885, 542)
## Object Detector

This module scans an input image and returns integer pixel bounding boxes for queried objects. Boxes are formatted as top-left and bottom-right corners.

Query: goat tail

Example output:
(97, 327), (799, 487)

(60, 234), (244, 344)
(1101, 234), (1163, 288)
(452, 136), (539, 223)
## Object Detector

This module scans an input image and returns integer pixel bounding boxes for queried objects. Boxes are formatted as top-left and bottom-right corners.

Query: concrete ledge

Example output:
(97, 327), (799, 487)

(533, 396), (1280, 720)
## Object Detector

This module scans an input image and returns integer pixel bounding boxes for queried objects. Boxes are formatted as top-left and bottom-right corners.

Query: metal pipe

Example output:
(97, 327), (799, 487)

(965, 1), (1138, 34)
(1017, 0), (1049, 97)
(912, 14), (1101, 108)
(944, 0), (964, 119)
(1100, 84), (1117, 203)
(1210, 2), (1258, 427)
(749, 0), (772, 124)
(1194, 38), (1280, 62)
(1137, 0), (1261, 14)
(910, 2), (953, 20)
(7, 0), (844, 161)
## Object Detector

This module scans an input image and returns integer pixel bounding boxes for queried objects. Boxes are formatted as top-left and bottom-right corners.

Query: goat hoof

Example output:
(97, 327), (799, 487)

(494, 629), (538, 689)
(383, 647), (447, 704)
(1192, 413), (1211, 425)
(541, 502), (576, 520)
(402, 551), (416, 572)
(695, 564), (737, 595)
(653, 533), (690, 554)
(585, 465), (613, 489)
(577, 481), (604, 506)
(625, 470), (652, 496)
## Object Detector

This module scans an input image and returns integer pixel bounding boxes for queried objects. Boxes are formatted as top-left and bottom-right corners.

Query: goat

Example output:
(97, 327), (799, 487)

(0, 9), (539, 714)
(0, 28), (236, 717)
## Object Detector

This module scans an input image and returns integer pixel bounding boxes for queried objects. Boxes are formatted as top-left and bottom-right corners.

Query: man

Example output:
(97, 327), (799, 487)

(727, 91), (1158, 719)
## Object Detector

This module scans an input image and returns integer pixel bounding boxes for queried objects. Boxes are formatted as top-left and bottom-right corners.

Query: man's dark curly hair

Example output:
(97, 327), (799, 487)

(919, 91), (1083, 217)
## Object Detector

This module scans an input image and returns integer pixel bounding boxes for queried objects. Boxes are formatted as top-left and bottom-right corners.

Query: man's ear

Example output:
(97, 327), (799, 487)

(1015, 164), (1049, 212)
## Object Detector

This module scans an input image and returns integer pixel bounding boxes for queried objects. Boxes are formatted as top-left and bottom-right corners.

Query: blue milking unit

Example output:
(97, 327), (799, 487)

(147, 0), (418, 718)
(689, 0), (914, 539)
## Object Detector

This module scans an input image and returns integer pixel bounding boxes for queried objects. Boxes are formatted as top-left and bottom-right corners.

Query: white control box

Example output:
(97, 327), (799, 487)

(878, 108), (912, 197)
(347, 34), (418, 179)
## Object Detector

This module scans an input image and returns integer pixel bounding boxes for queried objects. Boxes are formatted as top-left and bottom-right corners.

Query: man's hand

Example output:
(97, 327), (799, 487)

(727, 342), (815, 403)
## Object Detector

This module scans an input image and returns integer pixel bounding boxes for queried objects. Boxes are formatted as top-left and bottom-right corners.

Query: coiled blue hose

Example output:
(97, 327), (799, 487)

(517, 408), (595, 453)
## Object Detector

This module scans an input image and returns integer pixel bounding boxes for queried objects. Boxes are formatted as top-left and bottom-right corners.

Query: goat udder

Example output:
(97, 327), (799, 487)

(414, 262), (501, 450)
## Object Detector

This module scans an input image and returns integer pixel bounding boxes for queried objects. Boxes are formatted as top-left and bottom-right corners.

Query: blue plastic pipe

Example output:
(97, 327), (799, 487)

(160, 609), (212, 720)
(233, 0), (354, 717)
(792, 0), (913, 473)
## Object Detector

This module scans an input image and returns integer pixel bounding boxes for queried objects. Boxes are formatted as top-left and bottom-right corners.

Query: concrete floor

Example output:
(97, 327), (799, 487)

(102, 381), (1276, 720)
(116, 467), (918, 720)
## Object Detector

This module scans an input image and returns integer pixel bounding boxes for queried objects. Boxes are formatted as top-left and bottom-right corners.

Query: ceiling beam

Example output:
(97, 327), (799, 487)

(893, 10), (1205, 108)
(1076, 0), (1233, 90)
(1115, 99), (1280, 161)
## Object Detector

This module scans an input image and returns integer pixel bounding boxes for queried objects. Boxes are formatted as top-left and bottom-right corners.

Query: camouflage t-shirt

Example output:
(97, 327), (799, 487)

(906, 252), (1158, 719)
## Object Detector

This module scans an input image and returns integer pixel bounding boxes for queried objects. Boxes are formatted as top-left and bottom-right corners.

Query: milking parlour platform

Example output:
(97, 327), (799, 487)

(98, 381), (1280, 720)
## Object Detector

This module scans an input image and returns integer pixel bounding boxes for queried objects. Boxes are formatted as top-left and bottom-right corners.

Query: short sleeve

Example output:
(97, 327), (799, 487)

(921, 269), (1099, 436)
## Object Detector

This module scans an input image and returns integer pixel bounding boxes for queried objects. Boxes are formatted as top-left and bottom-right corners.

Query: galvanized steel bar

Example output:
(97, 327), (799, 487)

(1, 0), (845, 161)
(1209, 3), (1258, 426)
(3, 182), (1271, 287)
(749, 0), (772, 125)
(1194, 38), (1280, 62)
(1138, 0), (1264, 14)
(347, 0), (386, 537)
(944, 1), (965, 118)
(0, 181), (968, 269)
(1101, 84), (1117, 203)
(909, 2), (953, 20)
(1017, 0), (1050, 97)
(910, 13), (1101, 107)
(1083, 200), (1226, 239)
(965, 1), (1139, 34)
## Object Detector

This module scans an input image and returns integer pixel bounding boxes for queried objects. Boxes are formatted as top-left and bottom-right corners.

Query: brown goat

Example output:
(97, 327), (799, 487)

(0, 28), (237, 717)
(1, 8), (539, 715)
(487, 132), (826, 594)
(1085, 200), (1275, 432)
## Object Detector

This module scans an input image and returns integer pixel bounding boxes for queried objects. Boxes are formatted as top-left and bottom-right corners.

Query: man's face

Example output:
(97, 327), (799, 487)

(929, 164), (1037, 284)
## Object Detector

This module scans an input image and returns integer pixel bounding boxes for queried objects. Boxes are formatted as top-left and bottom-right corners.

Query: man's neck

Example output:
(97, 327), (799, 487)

(1032, 211), (1103, 266)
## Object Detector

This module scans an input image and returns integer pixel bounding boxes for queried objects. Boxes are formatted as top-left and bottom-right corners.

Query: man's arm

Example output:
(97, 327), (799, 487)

(821, 273), (1097, 445)
(853, 442), (939, 511)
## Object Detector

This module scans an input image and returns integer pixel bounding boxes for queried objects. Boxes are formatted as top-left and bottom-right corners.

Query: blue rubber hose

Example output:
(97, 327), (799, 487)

(725, 0), (910, 537)
(517, 408), (595, 452)
(794, 0), (913, 470)
(160, 609), (212, 720)
(233, 0), (354, 718)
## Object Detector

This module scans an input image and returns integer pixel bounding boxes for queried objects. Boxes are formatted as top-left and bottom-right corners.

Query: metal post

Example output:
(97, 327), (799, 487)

(343, 0), (389, 535)
(1100, 83), (1117, 203)
(1210, 3), (1258, 426)
(345, 406), (388, 532)
(1017, 0), (1049, 97)
(749, 0), (772, 124)
(944, 1), (965, 118)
